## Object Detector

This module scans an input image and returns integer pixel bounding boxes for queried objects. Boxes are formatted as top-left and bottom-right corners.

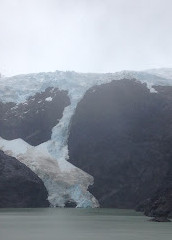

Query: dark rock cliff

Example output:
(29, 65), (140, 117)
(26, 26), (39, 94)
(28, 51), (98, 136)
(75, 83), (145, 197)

(0, 87), (70, 145)
(0, 150), (49, 208)
(68, 79), (172, 211)
(137, 168), (172, 219)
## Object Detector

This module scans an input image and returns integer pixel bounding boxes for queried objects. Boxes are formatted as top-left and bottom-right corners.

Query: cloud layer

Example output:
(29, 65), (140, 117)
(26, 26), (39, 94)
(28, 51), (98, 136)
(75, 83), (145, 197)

(0, 0), (172, 76)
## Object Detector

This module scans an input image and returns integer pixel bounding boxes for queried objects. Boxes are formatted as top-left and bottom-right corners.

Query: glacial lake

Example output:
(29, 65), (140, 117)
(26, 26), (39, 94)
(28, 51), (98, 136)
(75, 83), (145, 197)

(0, 208), (171, 240)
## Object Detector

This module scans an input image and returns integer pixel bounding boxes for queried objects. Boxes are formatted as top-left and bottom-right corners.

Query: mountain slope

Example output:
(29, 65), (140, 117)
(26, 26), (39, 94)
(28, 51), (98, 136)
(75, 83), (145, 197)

(0, 150), (49, 208)
(68, 79), (172, 209)
(0, 87), (70, 145)
(0, 69), (172, 210)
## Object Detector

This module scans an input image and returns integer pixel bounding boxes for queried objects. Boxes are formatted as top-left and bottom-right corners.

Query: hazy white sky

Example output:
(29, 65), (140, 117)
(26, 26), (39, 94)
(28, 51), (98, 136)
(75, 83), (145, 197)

(0, 0), (172, 76)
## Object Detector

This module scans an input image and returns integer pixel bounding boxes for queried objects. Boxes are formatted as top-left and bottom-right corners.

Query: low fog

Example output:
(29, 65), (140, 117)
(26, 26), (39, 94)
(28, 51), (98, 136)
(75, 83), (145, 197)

(0, 0), (172, 76)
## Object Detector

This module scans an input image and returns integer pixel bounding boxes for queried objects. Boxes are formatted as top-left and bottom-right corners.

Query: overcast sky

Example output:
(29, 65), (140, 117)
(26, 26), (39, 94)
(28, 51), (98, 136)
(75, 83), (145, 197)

(0, 0), (172, 76)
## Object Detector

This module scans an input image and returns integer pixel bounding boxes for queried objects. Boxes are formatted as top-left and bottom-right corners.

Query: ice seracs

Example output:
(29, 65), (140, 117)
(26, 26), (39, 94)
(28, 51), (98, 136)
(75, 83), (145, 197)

(1, 70), (171, 104)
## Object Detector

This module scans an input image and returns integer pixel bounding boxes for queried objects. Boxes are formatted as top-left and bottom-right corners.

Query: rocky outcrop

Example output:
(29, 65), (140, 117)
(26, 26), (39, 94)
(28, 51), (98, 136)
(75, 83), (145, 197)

(68, 79), (172, 208)
(0, 87), (70, 145)
(137, 170), (172, 221)
(64, 200), (77, 208)
(147, 188), (172, 222)
(0, 150), (49, 207)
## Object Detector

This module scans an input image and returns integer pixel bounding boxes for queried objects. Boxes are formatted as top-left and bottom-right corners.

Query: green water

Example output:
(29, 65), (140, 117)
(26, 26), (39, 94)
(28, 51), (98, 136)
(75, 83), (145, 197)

(0, 208), (171, 240)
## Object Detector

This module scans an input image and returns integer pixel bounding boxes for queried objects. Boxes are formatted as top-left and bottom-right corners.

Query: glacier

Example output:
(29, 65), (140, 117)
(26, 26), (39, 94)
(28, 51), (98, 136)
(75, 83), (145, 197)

(0, 69), (172, 207)
(0, 137), (98, 207)
(145, 68), (172, 81)
(0, 70), (172, 104)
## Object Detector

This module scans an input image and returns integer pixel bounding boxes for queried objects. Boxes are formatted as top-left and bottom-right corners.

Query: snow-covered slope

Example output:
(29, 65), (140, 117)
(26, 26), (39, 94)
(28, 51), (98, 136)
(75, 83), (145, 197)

(0, 69), (172, 208)
(145, 68), (172, 81)
(0, 70), (171, 104)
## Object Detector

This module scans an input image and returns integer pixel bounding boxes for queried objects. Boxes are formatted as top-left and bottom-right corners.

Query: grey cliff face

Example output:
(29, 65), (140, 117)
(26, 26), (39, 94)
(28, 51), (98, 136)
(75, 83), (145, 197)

(0, 150), (49, 208)
(68, 79), (172, 211)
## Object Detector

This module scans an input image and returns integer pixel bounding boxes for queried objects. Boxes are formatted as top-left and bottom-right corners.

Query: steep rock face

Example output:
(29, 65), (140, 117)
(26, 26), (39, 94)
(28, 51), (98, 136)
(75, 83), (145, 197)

(137, 169), (172, 218)
(144, 188), (172, 219)
(0, 87), (70, 145)
(68, 79), (172, 208)
(0, 150), (49, 208)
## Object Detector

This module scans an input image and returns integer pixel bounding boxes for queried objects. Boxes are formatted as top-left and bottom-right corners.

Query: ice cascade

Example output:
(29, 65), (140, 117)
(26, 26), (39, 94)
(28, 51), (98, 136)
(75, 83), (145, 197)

(0, 70), (172, 207)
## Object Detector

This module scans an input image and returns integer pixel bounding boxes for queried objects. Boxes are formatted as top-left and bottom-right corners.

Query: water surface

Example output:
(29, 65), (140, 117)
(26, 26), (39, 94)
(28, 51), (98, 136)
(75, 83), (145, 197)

(0, 208), (171, 240)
